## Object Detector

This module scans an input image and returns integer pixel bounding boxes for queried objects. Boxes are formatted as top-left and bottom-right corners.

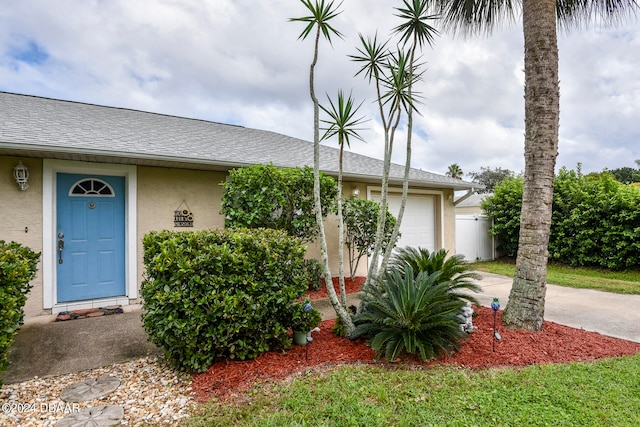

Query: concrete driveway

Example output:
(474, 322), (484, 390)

(473, 272), (640, 343)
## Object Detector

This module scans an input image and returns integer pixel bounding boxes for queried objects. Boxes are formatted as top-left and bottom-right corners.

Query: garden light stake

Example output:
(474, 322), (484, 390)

(491, 297), (502, 352)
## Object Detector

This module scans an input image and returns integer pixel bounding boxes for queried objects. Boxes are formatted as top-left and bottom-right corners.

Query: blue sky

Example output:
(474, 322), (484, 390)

(1, 0), (638, 177)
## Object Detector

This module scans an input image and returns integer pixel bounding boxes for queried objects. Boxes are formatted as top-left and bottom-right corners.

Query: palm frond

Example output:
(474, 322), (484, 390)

(557, 0), (639, 30)
(433, 0), (519, 37)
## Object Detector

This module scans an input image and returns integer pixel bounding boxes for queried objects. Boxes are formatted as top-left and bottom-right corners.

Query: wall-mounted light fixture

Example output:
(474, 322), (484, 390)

(14, 161), (29, 191)
(352, 186), (360, 198)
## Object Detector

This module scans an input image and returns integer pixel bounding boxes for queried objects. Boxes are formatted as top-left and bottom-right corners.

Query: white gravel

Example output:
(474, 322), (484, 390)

(0, 356), (196, 426)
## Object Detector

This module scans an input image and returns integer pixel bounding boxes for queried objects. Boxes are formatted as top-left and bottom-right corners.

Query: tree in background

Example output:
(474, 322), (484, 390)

(608, 166), (640, 184)
(446, 163), (463, 179)
(432, 0), (639, 331)
(468, 166), (516, 194)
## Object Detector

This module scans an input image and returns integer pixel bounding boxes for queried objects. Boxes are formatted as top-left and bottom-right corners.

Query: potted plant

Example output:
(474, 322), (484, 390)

(290, 299), (322, 345)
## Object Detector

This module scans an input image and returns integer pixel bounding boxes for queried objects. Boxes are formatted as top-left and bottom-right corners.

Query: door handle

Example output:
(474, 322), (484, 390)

(57, 233), (64, 264)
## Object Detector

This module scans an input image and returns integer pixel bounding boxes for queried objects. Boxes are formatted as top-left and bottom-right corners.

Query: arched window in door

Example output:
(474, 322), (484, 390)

(68, 178), (115, 197)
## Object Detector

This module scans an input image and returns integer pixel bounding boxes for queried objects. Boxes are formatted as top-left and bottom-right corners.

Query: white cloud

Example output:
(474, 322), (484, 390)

(1, 0), (638, 176)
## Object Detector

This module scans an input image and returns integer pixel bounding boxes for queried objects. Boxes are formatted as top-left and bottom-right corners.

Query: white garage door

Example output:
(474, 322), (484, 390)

(370, 191), (437, 252)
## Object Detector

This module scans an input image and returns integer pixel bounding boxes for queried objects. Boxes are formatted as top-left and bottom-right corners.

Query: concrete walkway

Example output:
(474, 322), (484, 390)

(3, 272), (639, 384)
(3, 307), (161, 384)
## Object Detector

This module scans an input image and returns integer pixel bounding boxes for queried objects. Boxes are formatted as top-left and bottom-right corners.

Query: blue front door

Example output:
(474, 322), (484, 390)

(56, 173), (126, 302)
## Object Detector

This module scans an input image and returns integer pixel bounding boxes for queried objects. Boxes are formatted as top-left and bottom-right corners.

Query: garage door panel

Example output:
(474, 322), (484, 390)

(370, 191), (436, 252)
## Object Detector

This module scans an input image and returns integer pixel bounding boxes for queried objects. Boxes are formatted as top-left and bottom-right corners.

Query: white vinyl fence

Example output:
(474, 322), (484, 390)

(455, 215), (495, 262)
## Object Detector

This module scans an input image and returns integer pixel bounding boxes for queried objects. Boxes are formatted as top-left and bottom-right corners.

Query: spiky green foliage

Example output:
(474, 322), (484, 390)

(290, 0), (344, 43)
(320, 90), (367, 146)
(393, 0), (439, 48)
(353, 266), (469, 361)
(349, 33), (389, 83)
(380, 48), (422, 116)
(388, 247), (482, 306)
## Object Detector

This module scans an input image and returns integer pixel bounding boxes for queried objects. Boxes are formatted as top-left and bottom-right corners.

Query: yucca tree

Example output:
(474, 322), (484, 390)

(350, 36), (401, 286)
(431, 0), (638, 331)
(353, 266), (469, 361)
(291, 0), (356, 335)
(320, 90), (367, 306)
(350, 1), (438, 285)
(379, 0), (440, 272)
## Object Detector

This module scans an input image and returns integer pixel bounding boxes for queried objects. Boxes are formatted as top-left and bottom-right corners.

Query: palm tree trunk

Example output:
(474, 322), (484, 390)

(502, 0), (559, 331)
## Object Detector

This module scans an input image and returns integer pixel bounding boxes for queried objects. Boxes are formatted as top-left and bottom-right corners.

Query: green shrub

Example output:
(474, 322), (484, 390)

(289, 299), (322, 332)
(481, 176), (524, 256)
(483, 167), (640, 270)
(141, 228), (310, 372)
(550, 170), (640, 269)
(0, 241), (40, 383)
(303, 258), (323, 291)
(353, 266), (469, 361)
(221, 164), (337, 242)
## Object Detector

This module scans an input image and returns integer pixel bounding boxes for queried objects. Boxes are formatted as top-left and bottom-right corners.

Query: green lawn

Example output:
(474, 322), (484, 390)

(183, 262), (640, 426)
(185, 355), (640, 426)
(470, 260), (640, 294)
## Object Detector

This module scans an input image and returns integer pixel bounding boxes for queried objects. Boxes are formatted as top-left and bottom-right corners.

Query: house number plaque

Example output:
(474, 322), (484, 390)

(174, 200), (194, 227)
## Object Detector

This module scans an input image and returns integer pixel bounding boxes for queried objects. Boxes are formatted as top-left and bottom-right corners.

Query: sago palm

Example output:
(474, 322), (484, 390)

(353, 266), (468, 361)
(388, 247), (482, 306)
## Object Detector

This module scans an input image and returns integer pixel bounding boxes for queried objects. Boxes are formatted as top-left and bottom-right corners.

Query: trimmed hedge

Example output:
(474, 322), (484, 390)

(0, 241), (40, 383)
(482, 168), (640, 270)
(141, 228), (309, 372)
(221, 164), (337, 242)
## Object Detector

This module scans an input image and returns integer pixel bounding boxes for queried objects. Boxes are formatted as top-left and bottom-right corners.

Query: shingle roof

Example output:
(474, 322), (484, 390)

(0, 92), (477, 190)
(455, 193), (489, 207)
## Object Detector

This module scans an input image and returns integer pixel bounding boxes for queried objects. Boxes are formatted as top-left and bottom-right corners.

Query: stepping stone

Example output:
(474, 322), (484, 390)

(56, 405), (124, 427)
(61, 375), (120, 402)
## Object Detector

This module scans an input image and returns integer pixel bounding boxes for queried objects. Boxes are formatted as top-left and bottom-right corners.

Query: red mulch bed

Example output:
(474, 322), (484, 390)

(303, 276), (366, 300)
(191, 281), (640, 403)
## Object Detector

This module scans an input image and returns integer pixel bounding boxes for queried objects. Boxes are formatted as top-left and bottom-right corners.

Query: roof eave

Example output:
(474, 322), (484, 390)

(1, 142), (481, 190)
